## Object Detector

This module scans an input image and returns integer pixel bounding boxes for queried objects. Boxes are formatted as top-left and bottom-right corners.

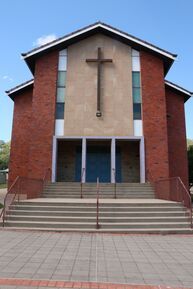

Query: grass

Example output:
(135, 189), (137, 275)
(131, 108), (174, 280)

(0, 183), (7, 189)
(0, 203), (3, 209)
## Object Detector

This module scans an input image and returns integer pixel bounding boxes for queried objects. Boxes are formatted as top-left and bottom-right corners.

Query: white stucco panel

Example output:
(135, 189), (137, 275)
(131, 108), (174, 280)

(134, 120), (143, 136)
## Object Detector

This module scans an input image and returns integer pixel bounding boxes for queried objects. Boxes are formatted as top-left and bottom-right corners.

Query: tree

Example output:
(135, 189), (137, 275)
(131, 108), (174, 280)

(0, 141), (10, 170)
(188, 145), (193, 185)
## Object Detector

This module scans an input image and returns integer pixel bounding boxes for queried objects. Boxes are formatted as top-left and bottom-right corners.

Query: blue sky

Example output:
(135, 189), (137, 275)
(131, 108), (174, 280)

(0, 0), (193, 142)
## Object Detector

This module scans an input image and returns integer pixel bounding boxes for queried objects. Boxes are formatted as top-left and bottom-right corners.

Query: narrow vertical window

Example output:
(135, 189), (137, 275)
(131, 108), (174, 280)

(132, 49), (143, 136)
(132, 49), (141, 120)
(55, 49), (67, 135)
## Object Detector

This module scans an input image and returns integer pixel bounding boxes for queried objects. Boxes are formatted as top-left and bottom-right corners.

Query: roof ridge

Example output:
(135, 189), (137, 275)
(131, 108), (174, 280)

(21, 21), (177, 59)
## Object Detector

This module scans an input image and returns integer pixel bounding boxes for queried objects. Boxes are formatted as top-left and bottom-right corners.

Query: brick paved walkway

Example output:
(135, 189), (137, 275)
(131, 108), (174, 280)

(0, 230), (193, 288)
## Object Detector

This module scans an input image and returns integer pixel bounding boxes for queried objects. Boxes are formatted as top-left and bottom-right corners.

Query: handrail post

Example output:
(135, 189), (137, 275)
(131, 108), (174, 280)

(96, 177), (100, 229)
(80, 168), (85, 199)
(112, 168), (116, 199)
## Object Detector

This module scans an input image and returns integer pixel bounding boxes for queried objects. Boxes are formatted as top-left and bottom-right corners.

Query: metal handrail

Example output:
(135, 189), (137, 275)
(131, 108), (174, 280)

(112, 168), (117, 199)
(1, 176), (20, 227)
(177, 177), (192, 228)
(154, 176), (192, 228)
(80, 168), (85, 199)
(96, 177), (100, 229)
(1, 168), (51, 227)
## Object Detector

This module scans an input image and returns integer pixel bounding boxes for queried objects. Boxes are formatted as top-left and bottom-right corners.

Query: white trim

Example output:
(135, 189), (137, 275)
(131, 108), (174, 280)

(52, 136), (57, 182)
(165, 81), (193, 97)
(22, 23), (176, 61)
(55, 136), (143, 140)
(111, 138), (116, 183)
(7, 80), (34, 95)
(140, 137), (145, 183)
(82, 138), (86, 183)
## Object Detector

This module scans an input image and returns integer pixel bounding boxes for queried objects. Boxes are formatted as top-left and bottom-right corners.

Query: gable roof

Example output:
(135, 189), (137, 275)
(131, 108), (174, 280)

(21, 21), (177, 75)
(165, 80), (193, 102)
(6, 78), (192, 103)
(5, 79), (34, 100)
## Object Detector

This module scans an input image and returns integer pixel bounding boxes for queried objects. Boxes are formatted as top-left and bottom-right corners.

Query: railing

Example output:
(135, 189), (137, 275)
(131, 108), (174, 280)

(80, 168), (85, 198)
(154, 177), (192, 228)
(0, 168), (51, 227)
(96, 177), (100, 229)
(112, 168), (117, 199)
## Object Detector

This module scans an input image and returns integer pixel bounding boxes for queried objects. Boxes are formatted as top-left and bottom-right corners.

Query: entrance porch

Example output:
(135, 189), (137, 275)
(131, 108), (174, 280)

(52, 137), (145, 183)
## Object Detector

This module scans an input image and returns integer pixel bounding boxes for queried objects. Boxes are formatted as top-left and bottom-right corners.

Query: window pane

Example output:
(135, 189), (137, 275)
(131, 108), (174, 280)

(57, 71), (66, 86)
(133, 103), (141, 120)
(58, 56), (67, 71)
(132, 56), (140, 71)
(56, 103), (64, 119)
(132, 49), (139, 57)
(132, 72), (140, 87)
(133, 88), (141, 103)
(57, 87), (65, 103)
(59, 49), (67, 56)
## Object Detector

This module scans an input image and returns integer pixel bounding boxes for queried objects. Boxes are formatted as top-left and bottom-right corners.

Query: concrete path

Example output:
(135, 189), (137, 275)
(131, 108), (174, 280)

(0, 230), (193, 288)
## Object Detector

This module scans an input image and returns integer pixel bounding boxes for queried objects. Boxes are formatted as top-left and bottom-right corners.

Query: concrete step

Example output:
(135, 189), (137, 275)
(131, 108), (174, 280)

(4, 220), (190, 229)
(9, 205), (186, 213)
(3, 226), (192, 234)
(5, 215), (189, 223)
(42, 195), (155, 199)
(7, 210), (187, 217)
(46, 182), (153, 186)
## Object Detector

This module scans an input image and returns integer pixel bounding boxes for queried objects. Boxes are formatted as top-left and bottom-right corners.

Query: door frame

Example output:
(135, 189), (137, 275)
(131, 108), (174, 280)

(52, 136), (145, 183)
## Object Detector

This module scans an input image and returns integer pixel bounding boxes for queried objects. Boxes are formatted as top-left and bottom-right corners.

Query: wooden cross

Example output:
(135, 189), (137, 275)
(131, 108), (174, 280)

(86, 47), (112, 117)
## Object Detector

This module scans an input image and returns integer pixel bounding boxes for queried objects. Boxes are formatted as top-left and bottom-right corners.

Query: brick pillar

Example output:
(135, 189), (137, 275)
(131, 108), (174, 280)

(8, 89), (32, 188)
(166, 87), (189, 188)
(140, 51), (169, 182)
(28, 50), (58, 180)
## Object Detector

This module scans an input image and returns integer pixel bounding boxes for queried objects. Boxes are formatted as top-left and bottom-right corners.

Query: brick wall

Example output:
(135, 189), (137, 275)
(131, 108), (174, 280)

(166, 87), (189, 187)
(8, 88), (32, 187)
(140, 51), (169, 182)
(57, 141), (78, 182)
(117, 142), (140, 182)
(28, 50), (58, 179)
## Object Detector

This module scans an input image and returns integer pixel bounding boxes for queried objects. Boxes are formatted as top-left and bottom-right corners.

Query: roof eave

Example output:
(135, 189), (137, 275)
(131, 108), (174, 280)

(21, 22), (177, 75)
(6, 80), (34, 100)
(165, 80), (193, 102)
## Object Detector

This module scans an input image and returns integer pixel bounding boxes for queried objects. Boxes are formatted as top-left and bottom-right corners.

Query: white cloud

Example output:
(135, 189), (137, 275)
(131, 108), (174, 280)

(33, 34), (57, 47)
(2, 75), (13, 81)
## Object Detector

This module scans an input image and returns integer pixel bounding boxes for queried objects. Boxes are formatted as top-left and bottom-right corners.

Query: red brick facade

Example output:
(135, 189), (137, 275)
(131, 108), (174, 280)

(141, 51), (170, 182)
(166, 87), (189, 187)
(28, 50), (58, 180)
(8, 32), (189, 193)
(8, 88), (32, 187)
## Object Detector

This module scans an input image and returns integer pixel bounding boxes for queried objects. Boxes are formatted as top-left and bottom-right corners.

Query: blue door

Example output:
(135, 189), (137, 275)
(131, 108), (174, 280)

(86, 146), (111, 182)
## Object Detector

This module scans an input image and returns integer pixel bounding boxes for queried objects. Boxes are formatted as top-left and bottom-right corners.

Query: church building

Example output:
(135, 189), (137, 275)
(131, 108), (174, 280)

(7, 22), (192, 190)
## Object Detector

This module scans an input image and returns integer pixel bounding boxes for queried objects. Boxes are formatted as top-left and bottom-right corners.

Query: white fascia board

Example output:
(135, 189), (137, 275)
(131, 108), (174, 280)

(22, 24), (100, 59)
(7, 80), (34, 95)
(165, 81), (193, 97)
(99, 24), (176, 60)
(22, 23), (176, 61)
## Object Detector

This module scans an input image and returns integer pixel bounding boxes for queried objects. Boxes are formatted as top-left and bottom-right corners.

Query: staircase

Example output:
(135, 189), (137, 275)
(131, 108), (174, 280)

(3, 182), (192, 233)
(43, 182), (155, 199)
